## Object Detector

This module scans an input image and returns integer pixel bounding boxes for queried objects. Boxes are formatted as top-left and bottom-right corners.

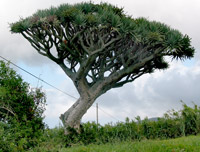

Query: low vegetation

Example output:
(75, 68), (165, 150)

(55, 135), (200, 152)
(25, 102), (200, 152)
(0, 60), (200, 151)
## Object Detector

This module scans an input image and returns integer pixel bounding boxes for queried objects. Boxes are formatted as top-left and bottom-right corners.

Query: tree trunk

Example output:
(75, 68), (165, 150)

(59, 95), (95, 134)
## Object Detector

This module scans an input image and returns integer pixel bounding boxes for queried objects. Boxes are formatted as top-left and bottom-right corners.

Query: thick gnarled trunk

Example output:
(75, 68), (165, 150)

(60, 95), (95, 134)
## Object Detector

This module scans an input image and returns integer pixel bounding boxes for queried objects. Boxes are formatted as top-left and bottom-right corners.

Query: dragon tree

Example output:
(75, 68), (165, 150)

(10, 2), (194, 133)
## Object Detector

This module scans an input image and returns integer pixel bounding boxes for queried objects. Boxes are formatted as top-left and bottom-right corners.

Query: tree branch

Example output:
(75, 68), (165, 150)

(90, 37), (121, 55)
(0, 105), (16, 117)
(58, 62), (75, 80)
(91, 47), (163, 96)
(21, 32), (47, 56)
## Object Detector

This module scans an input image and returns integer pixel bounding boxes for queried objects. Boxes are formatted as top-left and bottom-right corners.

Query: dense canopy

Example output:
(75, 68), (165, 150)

(11, 2), (194, 60)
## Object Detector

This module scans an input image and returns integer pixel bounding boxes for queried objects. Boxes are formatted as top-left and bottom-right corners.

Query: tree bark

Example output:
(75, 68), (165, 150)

(59, 95), (95, 134)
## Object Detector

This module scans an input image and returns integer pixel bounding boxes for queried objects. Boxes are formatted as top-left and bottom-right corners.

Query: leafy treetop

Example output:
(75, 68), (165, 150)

(10, 2), (194, 95)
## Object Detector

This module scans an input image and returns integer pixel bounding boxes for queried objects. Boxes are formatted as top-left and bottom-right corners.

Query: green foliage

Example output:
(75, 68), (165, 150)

(59, 102), (200, 147)
(0, 60), (46, 150)
(20, 129), (200, 151)
(10, 2), (194, 61)
(0, 120), (42, 151)
(182, 102), (200, 135)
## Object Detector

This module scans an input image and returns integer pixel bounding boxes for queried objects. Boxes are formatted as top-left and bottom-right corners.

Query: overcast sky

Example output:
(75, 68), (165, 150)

(1, 0), (200, 128)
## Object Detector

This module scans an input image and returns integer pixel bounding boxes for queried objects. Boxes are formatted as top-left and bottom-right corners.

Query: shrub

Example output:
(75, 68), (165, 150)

(181, 102), (200, 135)
(0, 60), (46, 150)
(61, 102), (200, 147)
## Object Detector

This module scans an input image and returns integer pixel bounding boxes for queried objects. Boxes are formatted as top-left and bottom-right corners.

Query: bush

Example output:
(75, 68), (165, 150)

(61, 102), (200, 147)
(25, 102), (200, 150)
(0, 60), (46, 150)
(182, 102), (200, 135)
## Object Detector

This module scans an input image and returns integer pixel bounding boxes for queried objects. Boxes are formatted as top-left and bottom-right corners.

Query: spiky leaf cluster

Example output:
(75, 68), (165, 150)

(10, 2), (194, 94)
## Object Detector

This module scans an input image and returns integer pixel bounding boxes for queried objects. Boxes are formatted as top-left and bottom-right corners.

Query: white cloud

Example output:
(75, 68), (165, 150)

(43, 88), (76, 127)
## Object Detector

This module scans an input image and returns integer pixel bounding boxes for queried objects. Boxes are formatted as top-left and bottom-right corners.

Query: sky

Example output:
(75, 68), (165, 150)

(1, 0), (200, 128)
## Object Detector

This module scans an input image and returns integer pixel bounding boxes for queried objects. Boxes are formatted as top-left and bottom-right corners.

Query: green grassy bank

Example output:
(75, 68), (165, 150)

(29, 134), (200, 152)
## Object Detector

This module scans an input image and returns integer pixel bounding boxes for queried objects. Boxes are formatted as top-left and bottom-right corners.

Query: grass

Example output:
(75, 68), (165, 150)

(29, 134), (200, 152)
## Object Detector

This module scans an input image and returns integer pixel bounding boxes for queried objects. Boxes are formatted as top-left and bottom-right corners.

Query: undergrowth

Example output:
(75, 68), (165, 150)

(1, 102), (200, 151)
(23, 102), (200, 151)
